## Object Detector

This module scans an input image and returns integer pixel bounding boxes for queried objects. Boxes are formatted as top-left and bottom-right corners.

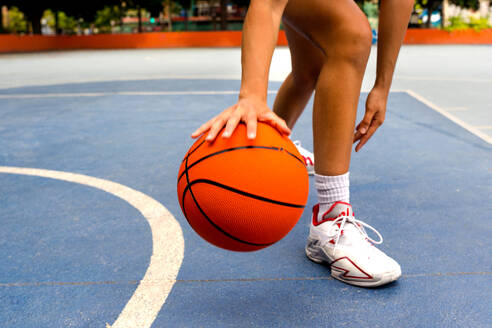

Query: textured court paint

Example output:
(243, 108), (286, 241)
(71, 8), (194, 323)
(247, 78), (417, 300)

(0, 167), (184, 328)
(156, 274), (492, 328)
(0, 79), (491, 327)
(0, 90), (278, 99)
(405, 90), (492, 144)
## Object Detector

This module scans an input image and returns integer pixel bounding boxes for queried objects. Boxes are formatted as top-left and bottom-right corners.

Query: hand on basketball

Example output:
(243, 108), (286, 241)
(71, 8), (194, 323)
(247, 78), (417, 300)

(353, 87), (388, 152)
(191, 97), (291, 141)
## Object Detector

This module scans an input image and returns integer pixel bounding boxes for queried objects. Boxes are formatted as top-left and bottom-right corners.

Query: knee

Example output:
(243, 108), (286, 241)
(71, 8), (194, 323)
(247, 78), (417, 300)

(322, 19), (373, 68)
(338, 21), (373, 66)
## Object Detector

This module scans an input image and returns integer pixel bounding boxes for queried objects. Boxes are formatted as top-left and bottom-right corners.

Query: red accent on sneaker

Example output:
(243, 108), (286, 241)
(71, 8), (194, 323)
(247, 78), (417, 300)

(302, 155), (314, 166)
(311, 204), (320, 226)
(331, 256), (373, 280)
(312, 201), (355, 227)
(311, 202), (353, 245)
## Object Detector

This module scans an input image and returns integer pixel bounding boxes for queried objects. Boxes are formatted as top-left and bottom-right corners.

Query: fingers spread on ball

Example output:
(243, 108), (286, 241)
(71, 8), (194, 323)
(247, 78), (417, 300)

(258, 111), (291, 136)
(206, 117), (227, 141)
(222, 114), (241, 138)
(246, 113), (258, 139)
(191, 119), (215, 138)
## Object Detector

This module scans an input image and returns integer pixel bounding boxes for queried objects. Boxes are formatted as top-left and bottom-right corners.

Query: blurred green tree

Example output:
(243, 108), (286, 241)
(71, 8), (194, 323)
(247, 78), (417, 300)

(0, 3), (3, 33)
(124, 0), (165, 32)
(5, 6), (27, 33)
(43, 9), (78, 34)
(16, 1), (45, 33)
(94, 5), (124, 33)
(5, 0), (121, 34)
(415, 0), (480, 28)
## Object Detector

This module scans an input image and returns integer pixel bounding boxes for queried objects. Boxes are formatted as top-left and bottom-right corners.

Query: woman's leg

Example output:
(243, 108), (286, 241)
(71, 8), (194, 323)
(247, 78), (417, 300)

(283, 0), (373, 176)
(282, 0), (401, 288)
(272, 23), (324, 129)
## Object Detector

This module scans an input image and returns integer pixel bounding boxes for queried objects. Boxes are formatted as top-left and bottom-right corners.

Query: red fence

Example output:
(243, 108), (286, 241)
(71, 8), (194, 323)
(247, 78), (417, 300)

(403, 28), (492, 44)
(0, 29), (490, 53)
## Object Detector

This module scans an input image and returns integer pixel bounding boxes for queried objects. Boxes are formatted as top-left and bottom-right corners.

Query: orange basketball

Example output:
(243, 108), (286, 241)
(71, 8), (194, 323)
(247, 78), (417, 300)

(177, 122), (309, 252)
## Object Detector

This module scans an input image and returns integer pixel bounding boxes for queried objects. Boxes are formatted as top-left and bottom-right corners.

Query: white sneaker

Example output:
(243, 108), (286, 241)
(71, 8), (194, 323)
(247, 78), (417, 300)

(306, 202), (401, 287)
(293, 140), (314, 175)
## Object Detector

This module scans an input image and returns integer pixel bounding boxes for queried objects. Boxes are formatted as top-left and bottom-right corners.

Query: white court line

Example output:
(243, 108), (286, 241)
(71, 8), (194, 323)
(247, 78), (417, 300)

(0, 75), (243, 91)
(396, 75), (492, 83)
(2, 87), (488, 144)
(444, 107), (469, 112)
(0, 89), (413, 99)
(0, 167), (184, 328)
(405, 90), (492, 145)
(0, 89), (411, 99)
(0, 90), (278, 98)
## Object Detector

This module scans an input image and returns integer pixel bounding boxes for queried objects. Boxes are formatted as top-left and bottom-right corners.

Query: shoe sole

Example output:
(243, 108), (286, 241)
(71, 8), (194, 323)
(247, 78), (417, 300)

(305, 244), (401, 288)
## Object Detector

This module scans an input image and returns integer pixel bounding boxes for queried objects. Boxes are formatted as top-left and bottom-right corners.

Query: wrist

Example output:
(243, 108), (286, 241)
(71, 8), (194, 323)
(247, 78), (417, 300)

(373, 79), (391, 95)
(238, 88), (267, 103)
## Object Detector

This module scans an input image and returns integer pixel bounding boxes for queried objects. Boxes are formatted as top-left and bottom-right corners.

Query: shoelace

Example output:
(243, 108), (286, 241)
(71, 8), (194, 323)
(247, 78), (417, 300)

(326, 215), (383, 251)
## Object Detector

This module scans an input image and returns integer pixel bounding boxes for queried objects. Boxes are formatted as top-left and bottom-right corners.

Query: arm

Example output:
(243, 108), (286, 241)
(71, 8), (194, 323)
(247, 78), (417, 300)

(354, 0), (414, 152)
(240, 0), (286, 102)
(192, 0), (290, 141)
(374, 0), (415, 92)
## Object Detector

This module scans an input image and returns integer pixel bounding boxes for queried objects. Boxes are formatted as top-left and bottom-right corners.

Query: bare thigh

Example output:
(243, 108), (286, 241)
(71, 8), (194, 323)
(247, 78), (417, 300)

(283, 0), (372, 64)
(283, 20), (324, 89)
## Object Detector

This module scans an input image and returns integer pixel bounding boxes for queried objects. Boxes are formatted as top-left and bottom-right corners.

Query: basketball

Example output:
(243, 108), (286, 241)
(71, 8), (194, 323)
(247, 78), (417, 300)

(177, 122), (309, 252)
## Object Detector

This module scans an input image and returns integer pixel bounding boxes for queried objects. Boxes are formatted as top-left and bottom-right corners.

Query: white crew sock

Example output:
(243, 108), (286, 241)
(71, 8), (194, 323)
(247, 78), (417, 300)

(315, 172), (350, 221)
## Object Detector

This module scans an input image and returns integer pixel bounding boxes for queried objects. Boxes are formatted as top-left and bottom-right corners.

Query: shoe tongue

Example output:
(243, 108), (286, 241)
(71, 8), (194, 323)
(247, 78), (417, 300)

(322, 202), (364, 247)
(321, 202), (354, 221)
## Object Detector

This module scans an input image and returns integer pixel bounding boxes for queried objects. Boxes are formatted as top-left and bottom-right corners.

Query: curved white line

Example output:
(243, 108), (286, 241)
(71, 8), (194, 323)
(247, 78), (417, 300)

(0, 166), (184, 328)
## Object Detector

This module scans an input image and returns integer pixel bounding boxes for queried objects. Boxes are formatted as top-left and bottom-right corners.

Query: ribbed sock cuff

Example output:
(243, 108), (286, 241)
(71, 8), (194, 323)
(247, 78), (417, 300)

(315, 172), (350, 205)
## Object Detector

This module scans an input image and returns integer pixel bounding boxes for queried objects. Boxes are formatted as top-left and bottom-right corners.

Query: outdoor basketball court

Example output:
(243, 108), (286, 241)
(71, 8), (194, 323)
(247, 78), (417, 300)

(0, 47), (491, 327)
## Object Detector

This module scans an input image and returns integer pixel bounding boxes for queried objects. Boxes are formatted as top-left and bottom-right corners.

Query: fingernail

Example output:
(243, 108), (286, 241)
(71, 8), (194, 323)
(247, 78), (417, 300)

(360, 127), (367, 134)
(206, 135), (212, 141)
(222, 131), (230, 138)
(248, 133), (255, 139)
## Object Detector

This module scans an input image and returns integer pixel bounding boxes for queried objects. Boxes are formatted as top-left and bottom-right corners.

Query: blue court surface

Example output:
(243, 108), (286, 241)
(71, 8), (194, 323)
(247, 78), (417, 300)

(0, 78), (491, 328)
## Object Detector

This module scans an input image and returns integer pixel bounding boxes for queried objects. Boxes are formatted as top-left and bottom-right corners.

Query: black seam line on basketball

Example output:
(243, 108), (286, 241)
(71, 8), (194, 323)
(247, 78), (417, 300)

(188, 179), (306, 209)
(181, 183), (275, 246)
(183, 152), (273, 247)
(177, 145), (303, 183)
(182, 153), (210, 232)
(179, 138), (207, 220)
(178, 145), (279, 182)
(181, 139), (207, 164)
(181, 156), (191, 220)
(283, 149), (305, 165)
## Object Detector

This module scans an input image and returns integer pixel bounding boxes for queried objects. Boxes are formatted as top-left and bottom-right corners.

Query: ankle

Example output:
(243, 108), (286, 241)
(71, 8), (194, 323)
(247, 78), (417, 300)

(315, 172), (350, 221)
